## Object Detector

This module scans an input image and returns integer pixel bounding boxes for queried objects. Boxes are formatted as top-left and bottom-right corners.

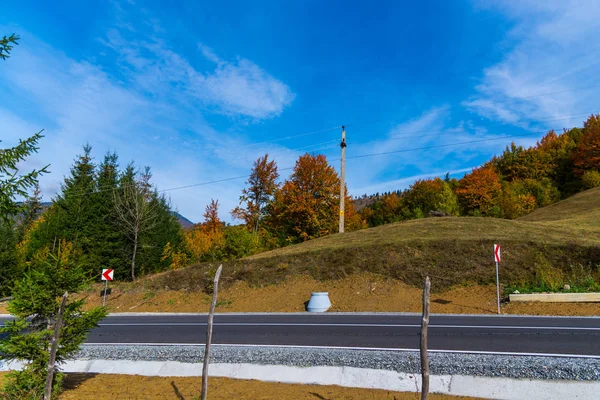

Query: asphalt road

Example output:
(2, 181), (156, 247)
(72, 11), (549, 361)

(8, 313), (596, 357)
(2, 313), (599, 356)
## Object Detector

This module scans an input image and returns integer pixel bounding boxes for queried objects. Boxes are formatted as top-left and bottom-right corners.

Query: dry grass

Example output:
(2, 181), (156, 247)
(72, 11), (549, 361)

(520, 186), (600, 228)
(0, 272), (589, 316)
(2, 188), (597, 316)
(141, 189), (599, 295)
(0, 373), (482, 399)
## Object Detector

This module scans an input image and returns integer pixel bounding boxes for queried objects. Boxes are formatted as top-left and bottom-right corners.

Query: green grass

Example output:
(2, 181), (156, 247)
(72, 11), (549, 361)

(147, 188), (600, 293)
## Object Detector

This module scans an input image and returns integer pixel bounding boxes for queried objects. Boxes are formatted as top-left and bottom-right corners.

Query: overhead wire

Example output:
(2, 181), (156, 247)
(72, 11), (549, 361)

(344, 85), (600, 129)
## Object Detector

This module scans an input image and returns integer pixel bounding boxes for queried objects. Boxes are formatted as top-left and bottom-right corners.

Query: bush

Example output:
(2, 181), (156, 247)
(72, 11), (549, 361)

(582, 170), (600, 189)
(223, 225), (260, 259)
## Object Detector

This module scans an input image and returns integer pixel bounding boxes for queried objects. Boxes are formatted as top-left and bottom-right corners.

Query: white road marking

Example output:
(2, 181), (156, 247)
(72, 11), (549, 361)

(80, 342), (600, 359)
(96, 322), (600, 331)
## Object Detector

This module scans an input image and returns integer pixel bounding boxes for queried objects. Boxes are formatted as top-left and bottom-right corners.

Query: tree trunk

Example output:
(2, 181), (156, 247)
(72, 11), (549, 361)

(44, 292), (68, 400)
(201, 265), (222, 400)
(131, 231), (138, 281)
(420, 276), (431, 400)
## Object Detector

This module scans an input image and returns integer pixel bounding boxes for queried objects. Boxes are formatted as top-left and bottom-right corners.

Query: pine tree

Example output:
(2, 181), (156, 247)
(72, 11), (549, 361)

(92, 152), (127, 272)
(40, 145), (98, 275)
(0, 242), (106, 399)
(1, 132), (49, 224)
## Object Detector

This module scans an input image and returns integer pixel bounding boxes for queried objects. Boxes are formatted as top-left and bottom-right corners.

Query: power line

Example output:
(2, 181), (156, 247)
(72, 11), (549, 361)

(344, 85), (600, 129)
(160, 127), (564, 194)
(237, 126), (341, 148)
(348, 112), (594, 145)
(57, 119), (583, 199)
(346, 130), (552, 160)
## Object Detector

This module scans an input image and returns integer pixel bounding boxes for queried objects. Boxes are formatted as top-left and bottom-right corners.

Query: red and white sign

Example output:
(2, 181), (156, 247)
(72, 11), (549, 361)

(494, 244), (501, 263)
(101, 269), (114, 281)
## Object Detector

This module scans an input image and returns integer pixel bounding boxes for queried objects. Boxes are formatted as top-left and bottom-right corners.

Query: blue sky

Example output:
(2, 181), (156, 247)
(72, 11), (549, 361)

(2, 0), (600, 223)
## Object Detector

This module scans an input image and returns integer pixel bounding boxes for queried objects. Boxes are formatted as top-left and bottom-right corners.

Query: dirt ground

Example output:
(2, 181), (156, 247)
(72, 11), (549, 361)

(1, 273), (599, 316)
(0, 373), (481, 399)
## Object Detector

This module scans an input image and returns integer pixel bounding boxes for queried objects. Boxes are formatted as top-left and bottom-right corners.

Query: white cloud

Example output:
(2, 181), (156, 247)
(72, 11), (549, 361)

(202, 59), (295, 119)
(102, 28), (294, 120)
(465, 0), (600, 128)
(0, 4), (299, 223)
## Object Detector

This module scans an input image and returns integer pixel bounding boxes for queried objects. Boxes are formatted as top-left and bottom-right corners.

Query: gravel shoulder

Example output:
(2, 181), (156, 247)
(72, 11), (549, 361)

(76, 345), (600, 381)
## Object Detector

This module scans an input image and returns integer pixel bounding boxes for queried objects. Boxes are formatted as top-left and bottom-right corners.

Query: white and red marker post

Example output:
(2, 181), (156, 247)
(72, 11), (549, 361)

(494, 244), (501, 314)
(101, 268), (114, 306)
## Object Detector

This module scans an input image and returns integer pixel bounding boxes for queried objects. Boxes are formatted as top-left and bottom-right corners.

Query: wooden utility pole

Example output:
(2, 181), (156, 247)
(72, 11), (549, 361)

(339, 126), (347, 233)
(201, 264), (223, 400)
(44, 291), (68, 400)
(420, 276), (430, 400)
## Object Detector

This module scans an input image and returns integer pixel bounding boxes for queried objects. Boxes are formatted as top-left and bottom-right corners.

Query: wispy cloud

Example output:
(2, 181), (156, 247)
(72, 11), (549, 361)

(464, 0), (600, 128)
(0, 5), (296, 222)
(102, 27), (294, 120)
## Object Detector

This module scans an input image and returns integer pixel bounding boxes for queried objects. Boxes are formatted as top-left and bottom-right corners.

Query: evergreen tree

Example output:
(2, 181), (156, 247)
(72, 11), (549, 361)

(0, 221), (18, 296)
(0, 242), (106, 399)
(92, 152), (127, 272)
(39, 145), (98, 275)
(17, 183), (43, 240)
(1, 132), (49, 224)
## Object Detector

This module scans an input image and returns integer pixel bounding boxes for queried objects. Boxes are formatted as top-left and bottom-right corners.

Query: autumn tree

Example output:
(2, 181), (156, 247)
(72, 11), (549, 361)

(455, 166), (502, 216)
(404, 178), (459, 216)
(498, 181), (537, 219)
(573, 114), (600, 174)
(204, 199), (222, 234)
(360, 192), (406, 227)
(266, 153), (350, 243)
(185, 199), (225, 261)
(582, 170), (600, 189)
(231, 154), (279, 233)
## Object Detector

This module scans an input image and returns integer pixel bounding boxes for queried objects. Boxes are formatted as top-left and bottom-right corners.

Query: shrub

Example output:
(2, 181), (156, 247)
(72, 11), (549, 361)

(582, 170), (600, 189)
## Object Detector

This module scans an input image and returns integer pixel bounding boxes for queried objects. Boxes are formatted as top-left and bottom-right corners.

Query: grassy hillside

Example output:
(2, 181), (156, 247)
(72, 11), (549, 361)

(148, 188), (600, 293)
(519, 186), (600, 228)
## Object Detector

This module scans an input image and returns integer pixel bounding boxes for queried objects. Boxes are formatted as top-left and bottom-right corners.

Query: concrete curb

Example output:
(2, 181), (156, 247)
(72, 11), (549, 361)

(510, 293), (600, 303)
(1, 359), (598, 399)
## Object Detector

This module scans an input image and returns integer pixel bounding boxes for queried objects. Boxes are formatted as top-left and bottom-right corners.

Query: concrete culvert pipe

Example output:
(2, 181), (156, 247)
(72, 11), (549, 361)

(307, 292), (331, 312)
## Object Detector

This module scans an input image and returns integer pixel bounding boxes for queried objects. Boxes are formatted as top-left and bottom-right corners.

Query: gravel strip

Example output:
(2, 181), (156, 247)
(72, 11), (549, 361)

(75, 345), (600, 381)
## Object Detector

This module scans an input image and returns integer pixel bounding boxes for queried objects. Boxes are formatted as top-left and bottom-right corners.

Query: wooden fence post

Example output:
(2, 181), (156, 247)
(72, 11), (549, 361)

(44, 291), (68, 400)
(201, 264), (222, 400)
(420, 276), (430, 400)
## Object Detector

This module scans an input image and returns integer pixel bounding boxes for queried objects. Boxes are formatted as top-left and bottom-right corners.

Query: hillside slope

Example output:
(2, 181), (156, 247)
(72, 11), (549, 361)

(150, 188), (600, 293)
(519, 186), (600, 228)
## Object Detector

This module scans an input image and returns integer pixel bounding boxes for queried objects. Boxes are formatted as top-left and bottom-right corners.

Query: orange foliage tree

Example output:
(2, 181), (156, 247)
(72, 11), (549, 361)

(455, 166), (502, 216)
(231, 154), (279, 232)
(498, 180), (537, 219)
(266, 153), (357, 243)
(573, 114), (600, 174)
(185, 199), (225, 261)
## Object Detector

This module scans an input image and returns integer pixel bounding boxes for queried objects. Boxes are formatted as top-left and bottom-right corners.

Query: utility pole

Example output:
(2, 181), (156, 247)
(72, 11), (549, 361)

(339, 126), (347, 233)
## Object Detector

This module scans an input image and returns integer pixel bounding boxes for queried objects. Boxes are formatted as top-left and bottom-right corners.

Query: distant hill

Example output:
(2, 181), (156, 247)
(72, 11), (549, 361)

(39, 202), (194, 228)
(173, 212), (194, 228)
